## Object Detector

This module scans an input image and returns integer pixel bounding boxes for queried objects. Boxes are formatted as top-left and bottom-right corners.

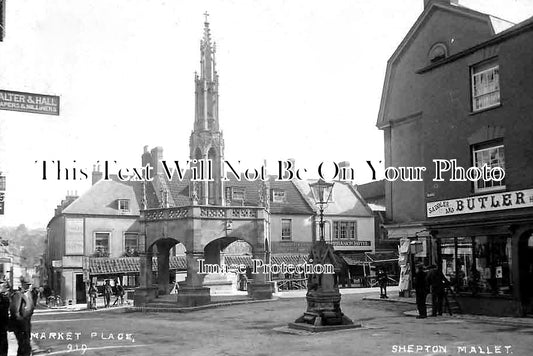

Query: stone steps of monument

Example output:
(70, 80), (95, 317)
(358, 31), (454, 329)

(126, 296), (272, 313)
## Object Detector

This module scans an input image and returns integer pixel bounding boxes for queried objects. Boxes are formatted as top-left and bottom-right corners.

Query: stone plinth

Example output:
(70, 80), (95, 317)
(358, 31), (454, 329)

(202, 273), (235, 294)
(247, 282), (273, 300)
(177, 284), (211, 307)
(291, 290), (356, 329)
(133, 287), (158, 307)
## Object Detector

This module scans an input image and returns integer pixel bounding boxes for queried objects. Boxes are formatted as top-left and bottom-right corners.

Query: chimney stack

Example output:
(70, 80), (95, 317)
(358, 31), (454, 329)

(92, 165), (103, 185)
(424, 0), (458, 9)
(337, 161), (352, 181)
(150, 146), (164, 176)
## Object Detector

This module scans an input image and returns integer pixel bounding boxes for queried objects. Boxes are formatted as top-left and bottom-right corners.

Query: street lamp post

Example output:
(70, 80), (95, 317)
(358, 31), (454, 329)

(290, 179), (358, 330)
(311, 178), (333, 243)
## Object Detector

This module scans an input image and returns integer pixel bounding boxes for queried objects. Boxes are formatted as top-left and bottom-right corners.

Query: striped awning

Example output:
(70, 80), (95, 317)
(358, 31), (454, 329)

(89, 256), (187, 275)
(271, 255), (308, 265)
(223, 254), (308, 267)
(223, 255), (254, 267)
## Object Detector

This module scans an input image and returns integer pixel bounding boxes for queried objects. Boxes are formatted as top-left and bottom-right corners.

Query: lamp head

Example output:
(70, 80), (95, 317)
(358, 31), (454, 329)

(310, 178), (334, 206)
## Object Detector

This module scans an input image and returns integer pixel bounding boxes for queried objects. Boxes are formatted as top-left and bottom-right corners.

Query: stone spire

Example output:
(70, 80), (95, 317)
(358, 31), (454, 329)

(194, 11), (219, 132)
(190, 13), (225, 206)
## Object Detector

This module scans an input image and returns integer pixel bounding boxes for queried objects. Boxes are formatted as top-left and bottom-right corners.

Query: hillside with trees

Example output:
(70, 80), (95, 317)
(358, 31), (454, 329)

(0, 224), (46, 268)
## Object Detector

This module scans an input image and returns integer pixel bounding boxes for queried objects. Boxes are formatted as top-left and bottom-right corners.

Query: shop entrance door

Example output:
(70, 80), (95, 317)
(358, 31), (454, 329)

(75, 274), (86, 304)
(519, 232), (533, 314)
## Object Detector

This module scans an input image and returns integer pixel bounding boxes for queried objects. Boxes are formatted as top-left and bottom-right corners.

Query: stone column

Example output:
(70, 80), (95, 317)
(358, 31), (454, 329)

(177, 251), (211, 307)
(157, 245), (170, 295)
(134, 250), (157, 306)
(248, 247), (273, 300)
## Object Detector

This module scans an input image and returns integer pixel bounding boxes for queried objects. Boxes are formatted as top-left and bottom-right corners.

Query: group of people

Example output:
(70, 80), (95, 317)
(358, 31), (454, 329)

(88, 279), (125, 310)
(0, 277), (37, 356)
(414, 264), (451, 318)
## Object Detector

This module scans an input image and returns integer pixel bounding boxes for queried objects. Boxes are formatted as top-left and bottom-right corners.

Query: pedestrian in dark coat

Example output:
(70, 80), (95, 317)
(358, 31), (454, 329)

(427, 265), (450, 316)
(103, 280), (113, 308)
(378, 268), (388, 299)
(9, 278), (35, 356)
(113, 280), (124, 306)
(88, 283), (98, 310)
(413, 264), (428, 319)
(0, 278), (10, 356)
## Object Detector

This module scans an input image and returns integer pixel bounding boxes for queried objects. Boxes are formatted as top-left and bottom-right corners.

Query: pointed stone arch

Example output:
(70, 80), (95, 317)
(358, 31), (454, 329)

(135, 206), (272, 307)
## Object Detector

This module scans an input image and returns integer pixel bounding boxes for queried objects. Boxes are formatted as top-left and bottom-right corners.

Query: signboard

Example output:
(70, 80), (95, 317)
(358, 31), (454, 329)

(0, 89), (60, 115)
(427, 188), (533, 218)
(0, 192), (4, 215)
(82, 256), (90, 282)
(0, 0), (5, 41)
(65, 218), (84, 255)
(331, 240), (371, 247)
(331, 240), (372, 251)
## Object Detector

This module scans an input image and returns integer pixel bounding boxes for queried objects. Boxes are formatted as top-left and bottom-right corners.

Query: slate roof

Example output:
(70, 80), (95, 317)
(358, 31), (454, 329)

(294, 180), (373, 217)
(159, 171), (315, 215)
(62, 176), (144, 216)
(89, 256), (187, 275)
(356, 180), (385, 201)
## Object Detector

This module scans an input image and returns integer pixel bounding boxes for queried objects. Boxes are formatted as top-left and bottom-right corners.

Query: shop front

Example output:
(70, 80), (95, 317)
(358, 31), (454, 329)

(427, 189), (533, 316)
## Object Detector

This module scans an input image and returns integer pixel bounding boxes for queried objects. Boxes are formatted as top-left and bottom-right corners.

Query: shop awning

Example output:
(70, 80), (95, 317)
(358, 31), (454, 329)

(223, 255), (308, 267)
(385, 225), (429, 239)
(223, 255), (254, 267)
(338, 252), (367, 266)
(89, 256), (187, 275)
(364, 251), (399, 264)
(338, 252), (399, 266)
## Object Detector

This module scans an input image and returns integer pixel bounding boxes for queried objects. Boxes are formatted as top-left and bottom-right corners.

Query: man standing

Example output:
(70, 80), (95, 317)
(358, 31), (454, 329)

(378, 268), (389, 299)
(9, 278), (35, 356)
(112, 279), (124, 306)
(103, 280), (113, 308)
(413, 264), (428, 319)
(427, 265), (450, 316)
(88, 282), (98, 310)
(0, 277), (10, 356)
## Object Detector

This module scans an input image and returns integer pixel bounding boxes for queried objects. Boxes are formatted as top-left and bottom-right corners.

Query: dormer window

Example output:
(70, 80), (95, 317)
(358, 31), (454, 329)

(428, 43), (448, 63)
(118, 199), (130, 213)
(272, 189), (286, 203)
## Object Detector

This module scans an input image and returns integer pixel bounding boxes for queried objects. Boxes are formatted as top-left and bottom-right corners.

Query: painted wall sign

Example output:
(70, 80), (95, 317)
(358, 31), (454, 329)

(0, 89), (60, 115)
(65, 218), (84, 255)
(427, 189), (533, 218)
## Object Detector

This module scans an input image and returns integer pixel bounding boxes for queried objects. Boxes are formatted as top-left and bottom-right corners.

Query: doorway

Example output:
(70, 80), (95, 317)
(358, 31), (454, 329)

(75, 274), (86, 304)
(519, 232), (533, 314)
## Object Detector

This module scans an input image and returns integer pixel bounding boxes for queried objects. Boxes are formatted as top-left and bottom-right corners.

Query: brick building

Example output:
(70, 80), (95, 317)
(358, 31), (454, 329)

(377, 0), (533, 315)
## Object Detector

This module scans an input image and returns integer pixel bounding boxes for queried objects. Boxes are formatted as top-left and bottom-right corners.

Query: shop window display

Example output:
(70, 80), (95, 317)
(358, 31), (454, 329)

(439, 236), (512, 296)
(473, 236), (512, 295)
(440, 237), (473, 292)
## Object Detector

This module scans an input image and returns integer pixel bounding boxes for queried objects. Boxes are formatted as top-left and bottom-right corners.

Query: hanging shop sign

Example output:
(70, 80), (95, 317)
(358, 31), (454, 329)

(427, 188), (533, 218)
(0, 89), (60, 115)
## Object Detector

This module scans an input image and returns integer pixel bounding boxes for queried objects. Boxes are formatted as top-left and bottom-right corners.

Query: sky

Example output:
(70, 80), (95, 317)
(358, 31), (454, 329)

(0, 0), (532, 228)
